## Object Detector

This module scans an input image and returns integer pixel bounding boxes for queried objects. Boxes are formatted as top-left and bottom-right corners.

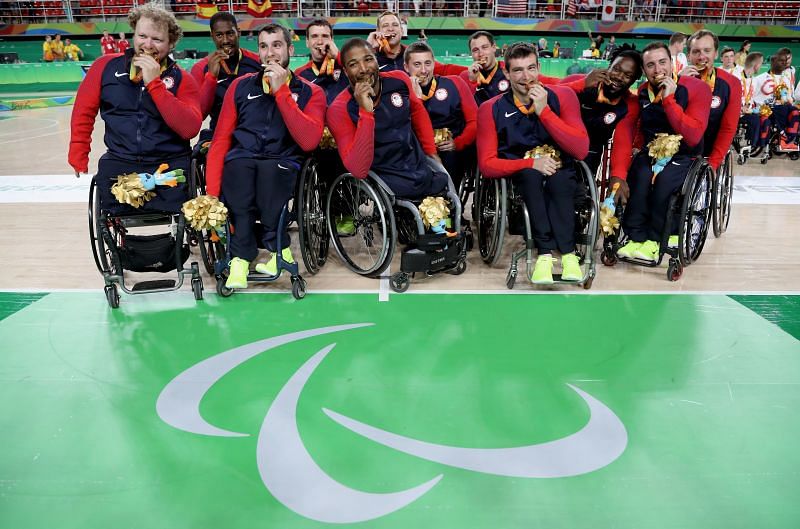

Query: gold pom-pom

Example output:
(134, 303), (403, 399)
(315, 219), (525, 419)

(319, 126), (337, 150)
(647, 133), (683, 160)
(599, 209), (620, 235)
(418, 196), (450, 229)
(434, 128), (452, 145)
(182, 195), (229, 231)
(111, 173), (154, 208)
(759, 104), (773, 118)
(524, 145), (562, 169)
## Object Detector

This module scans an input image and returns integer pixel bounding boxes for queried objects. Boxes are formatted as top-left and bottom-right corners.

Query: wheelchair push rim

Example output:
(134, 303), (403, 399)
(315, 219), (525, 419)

(712, 150), (734, 238)
(297, 160), (329, 275)
(679, 162), (713, 265)
(476, 177), (506, 266)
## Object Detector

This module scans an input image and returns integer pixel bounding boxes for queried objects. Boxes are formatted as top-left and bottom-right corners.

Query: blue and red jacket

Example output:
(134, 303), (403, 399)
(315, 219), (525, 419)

(69, 50), (202, 173)
(326, 70), (437, 184)
(611, 75), (711, 180)
(461, 61), (560, 107)
(295, 58), (350, 105)
(190, 48), (262, 133)
(419, 75), (478, 150)
(377, 44), (467, 77)
(205, 71), (326, 197)
(476, 86), (589, 178)
(702, 67), (742, 170)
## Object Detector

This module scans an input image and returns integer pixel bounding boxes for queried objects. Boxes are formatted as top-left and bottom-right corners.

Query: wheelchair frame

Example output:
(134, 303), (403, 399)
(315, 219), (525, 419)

(600, 157), (714, 281)
(88, 174), (203, 309)
(712, 149), (734, 238)
(475, 160), (599, 290)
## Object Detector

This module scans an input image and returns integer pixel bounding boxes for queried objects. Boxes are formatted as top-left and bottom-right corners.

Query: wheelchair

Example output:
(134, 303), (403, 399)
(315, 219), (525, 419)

(325, 157), (468, 293)
(711, 148), (734, 238)
(733, 114), (756, 165)
(474, 160), (599, 290)
(753, 119), (800, 165)
(600, 157), (714, 281)
(88, 169), (203, 309)
(188, 144), (219, 277)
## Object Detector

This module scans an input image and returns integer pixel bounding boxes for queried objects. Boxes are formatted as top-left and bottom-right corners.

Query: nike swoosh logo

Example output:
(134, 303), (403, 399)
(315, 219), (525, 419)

(217, 77), (228, 84)
(278, 164), (289, 170)
(247, 93), (263, 100)
(505, 111), (518, 118)
(581, 104), (593, 110)
(671, 161), (680, 165)
(642, 103), (651, 108)
(115, 71), (128, 78)
(379, 64), (389, 70)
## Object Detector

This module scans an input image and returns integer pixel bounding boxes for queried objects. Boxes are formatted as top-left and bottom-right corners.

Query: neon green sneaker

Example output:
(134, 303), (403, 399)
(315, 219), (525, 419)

(255, 247), (295, 276)
(617, 240), (641, 258)
(336, 215), (355, 236)
(531, 254), (554, 284)
(667, 235), (679, 248)
(225, 257), (249, 289)
(560, 253), (582, 281)
(634, 240), (660, 261)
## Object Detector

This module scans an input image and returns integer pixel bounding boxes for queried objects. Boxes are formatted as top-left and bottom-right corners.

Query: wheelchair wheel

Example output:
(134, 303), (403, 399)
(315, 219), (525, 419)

(573, 161), (599, 268)
(712, 150), (734, 238)
(476, 177), (506, 266)
(104, 284), (120, 309)
(297, 160), (329, 275)
(215, 277), (234, 297)
(326, 173), (396, 277)
(389, 272), (410, 293)
(89, 177), (123, 277)
(291, 277), (307, 300)
(679, 162), (713, 265)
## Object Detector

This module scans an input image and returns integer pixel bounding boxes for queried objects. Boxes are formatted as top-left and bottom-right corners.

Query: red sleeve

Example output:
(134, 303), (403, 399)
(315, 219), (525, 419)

(191, 58), (216, 118)
(452, 75), (478, 150)
(395, 72), (436, 155)
(434, 61), (468, 76)
(663, 76), (711, 148)
(327, 93), (375, 179)
(69, 54), (115, 173)
(146, 68), (202, 140)
(559, 74), (587, 94)
(459, 69), (478, 94)
(275, 80), (325, 152)
(708, 70), (743, 170)
(205, 77), (243, 197)
(538, 86), (589, 160)
(476, 98), (533, 179)
(609, 94), (640, 181)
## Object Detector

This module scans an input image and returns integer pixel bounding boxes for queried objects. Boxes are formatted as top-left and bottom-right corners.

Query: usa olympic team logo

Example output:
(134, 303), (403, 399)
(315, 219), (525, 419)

(435, 88), (448, 101)
(710, 96), (721, 109)
(391, 92), (403, 107)
(498, 79), (510, 92)
(333, 70), (341, 81)
(162, 76), (175, 89)
(603, 112), (617, 125)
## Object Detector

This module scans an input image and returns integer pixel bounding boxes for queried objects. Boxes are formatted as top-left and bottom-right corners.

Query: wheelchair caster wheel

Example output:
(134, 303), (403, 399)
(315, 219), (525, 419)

(464, 227), (474, 252)
(505, 268), (517, 290)
(601, 249), (617, 267)
(667, 260), (683, 282)
(192, 278), (204, 301)
(760, 157), (769, 165)
(737, 154), (746, 165)
(291, 277), (307, 300)
(389, 272), (410, 293)
(449, 259), (467, 276)
(582, 270), (595, 290)
(216, 277), (234, 297)
(791, 153), (800, 161)
(104, 284), (120, 309)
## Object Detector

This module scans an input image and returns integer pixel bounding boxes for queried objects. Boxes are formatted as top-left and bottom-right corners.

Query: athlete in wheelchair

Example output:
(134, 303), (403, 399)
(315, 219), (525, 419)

(476, 42), (597, 288)
(204, 24), (325, 298)
(326, 38), (468, 292)
(734, 52), (765, 165)
(70, 4), (204, 308)
(751, 48), (800, 164)
(603, 42), (714, 281)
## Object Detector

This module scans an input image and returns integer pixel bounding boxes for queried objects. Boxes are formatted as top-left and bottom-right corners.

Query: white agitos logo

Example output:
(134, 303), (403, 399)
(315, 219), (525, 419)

(157, 324), (628, 524)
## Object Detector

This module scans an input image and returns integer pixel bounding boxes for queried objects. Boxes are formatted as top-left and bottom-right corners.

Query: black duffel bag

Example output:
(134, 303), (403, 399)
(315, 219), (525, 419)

(118, 233), (189, 273)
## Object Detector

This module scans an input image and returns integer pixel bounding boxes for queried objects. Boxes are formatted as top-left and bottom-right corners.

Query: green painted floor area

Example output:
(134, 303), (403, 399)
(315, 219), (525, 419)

(0, 292), (46, 322)
(0, 293), (798, 529)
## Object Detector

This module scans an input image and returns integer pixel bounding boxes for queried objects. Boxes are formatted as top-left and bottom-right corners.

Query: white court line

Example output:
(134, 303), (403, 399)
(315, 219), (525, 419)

(379, 265), (390, 302)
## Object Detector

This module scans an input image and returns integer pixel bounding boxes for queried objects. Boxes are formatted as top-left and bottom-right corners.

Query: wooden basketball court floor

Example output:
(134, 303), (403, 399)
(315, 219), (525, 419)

(1, 105), (799, 529)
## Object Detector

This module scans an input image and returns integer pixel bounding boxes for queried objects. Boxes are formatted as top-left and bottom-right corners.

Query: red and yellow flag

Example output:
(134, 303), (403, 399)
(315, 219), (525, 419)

(246, 0), (273, 17)
(195, 2), (218, 18)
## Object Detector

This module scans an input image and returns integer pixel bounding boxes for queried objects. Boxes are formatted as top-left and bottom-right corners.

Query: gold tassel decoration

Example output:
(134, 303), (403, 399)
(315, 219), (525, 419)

(759, 104), (773, 118)
(646, 133), (683, 184)
(433, 128), (452, 145)
(319, 126), (337, 150)
(111, 173), (155, 208)
(523, 145), (562, 169)
(418, 196), (450, 229)
(182, 195), (229, 231)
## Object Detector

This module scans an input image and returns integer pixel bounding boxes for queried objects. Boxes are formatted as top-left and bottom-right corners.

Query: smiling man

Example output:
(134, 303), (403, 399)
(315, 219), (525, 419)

(191, 12), (262, 142)
(613, 41), (711, 263)
(681, 30), (742, 173)
(205, 24), (325, 289)
(327, 38), (447, 199)
(296, 18), (349, 105)
(477, 42), (589, 284)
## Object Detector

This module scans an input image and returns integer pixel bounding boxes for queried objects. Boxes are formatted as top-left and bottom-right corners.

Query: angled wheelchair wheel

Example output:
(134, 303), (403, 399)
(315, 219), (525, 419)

(679, 162), (713, 265)
(326, 173), (396, 277)
(573, 161), (600, 267)
(476, 177), (506, 266)
(712, 150), (734, 238)
(88, 177), (122, 277)
(297, 160), (329, 275)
